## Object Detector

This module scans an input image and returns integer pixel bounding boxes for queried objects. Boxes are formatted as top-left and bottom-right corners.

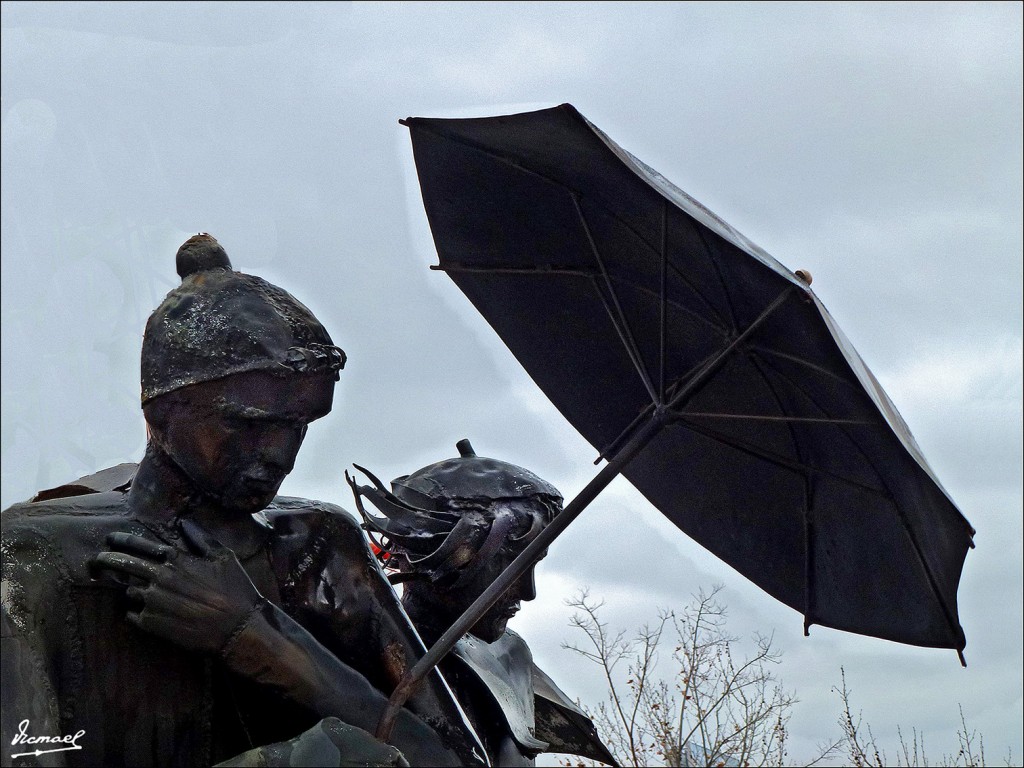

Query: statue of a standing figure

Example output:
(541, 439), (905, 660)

(1, 235), (483, 767)
(351, 440), (617, 767)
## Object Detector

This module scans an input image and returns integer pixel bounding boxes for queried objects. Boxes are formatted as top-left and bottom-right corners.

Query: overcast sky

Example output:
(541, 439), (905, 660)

(2, 2), (1021, 764)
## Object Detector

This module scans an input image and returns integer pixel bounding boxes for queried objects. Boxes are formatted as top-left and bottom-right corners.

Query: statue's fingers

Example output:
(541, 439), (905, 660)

(106, 532), (176, 562)
(125, 605), (178, 638)
(91, 551), (161, 582)
(180, 518), (229, 558)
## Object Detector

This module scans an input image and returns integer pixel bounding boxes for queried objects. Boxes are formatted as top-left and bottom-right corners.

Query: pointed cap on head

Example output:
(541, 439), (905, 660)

(140, 234), (346, 403)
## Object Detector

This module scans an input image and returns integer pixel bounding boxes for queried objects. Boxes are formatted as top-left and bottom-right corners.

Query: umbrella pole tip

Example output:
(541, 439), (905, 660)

(456, 438), (476, 457)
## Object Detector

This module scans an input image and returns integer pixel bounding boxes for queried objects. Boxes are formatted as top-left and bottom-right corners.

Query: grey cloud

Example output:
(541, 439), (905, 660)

(3, 3), (1020, 762)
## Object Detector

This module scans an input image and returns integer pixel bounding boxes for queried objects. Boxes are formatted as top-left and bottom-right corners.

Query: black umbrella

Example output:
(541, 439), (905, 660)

(377, 103), (975, 738)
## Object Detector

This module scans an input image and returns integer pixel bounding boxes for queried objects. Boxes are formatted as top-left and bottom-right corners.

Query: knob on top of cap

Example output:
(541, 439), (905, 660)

(176, 233), (232, 279)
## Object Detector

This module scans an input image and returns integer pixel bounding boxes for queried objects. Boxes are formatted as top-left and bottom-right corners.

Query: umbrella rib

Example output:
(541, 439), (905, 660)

(593, 338), (744, 463)
(691, 219), (739, 332)
(610, 272), (731, 337)
(573, 193), (661, 407)
(591, 282), (791, 465)
(802, 474), (816, 637)
(670, 417), (892, 500)
(750, 354), (893, 485)
(664, 287), (795, 412)
(429, 264), (594, 277)
(590, 277), (661, 408)
(749, 351), (968, 655)
(597, 206), (731, 330)
(607, 291), (792, 464)
(408, 119), (731, 331)
(681, 412), (874, 425)
(432, 262), (730, 339)
(745, 352), (818, 637)
(747, 344), (862, 390)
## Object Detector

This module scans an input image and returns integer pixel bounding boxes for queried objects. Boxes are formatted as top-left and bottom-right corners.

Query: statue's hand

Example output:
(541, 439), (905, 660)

(92, 520), (264, 655)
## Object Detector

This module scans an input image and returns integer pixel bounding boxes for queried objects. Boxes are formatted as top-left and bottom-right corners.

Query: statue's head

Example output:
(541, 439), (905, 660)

(350, 440), (561, 642)
(141, 235), (345, 512)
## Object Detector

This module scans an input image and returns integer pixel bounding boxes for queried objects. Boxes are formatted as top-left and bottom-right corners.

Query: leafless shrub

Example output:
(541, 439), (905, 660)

(558, 586), (838, 767)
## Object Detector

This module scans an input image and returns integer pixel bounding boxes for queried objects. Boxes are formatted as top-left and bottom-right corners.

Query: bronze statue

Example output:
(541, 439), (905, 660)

(0, 236), (482, 767)
(351, 440), (617, 767)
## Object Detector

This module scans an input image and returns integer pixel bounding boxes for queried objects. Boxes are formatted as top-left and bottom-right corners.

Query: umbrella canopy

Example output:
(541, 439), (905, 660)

(402, 103), (975, 659)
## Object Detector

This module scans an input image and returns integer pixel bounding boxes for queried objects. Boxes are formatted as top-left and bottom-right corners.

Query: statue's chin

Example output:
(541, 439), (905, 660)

(471, 618), (508, 644)
(211, 480), (282, 514)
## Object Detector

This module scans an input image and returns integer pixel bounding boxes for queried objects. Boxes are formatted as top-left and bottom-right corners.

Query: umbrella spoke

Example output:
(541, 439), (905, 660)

(680, 412), (874, 425)
(803, 476), (816, 636)
(574, 193), (661, 407)
(664, 287), (795, 412)
(670, 416), (892, 500)
(747, 344), (862, 391)
(592, 286), (795, 466)
(408, 117), (734, 333)
(429, 264), (595, 277)
(594, 341), (731, 465)
(748, 351), (894, 492)
(747, 353), (969, 659)
(691, 219), (739, 332)
(746, 350), (821, 638)
(431, 262), (732, 339)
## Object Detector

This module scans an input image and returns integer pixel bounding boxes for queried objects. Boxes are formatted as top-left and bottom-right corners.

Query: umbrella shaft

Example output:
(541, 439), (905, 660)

(375, 285), (798, 742)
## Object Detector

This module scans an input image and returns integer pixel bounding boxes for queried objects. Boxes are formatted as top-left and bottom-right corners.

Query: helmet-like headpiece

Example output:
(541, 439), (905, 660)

(348, 440), (561, 586)
(141, 234), (346, 403)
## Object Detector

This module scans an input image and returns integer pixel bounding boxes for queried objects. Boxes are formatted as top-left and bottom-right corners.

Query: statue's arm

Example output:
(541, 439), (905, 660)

(305, 507), (488, 762)
(93, 516), (479, 767)
(1, 518), (67, 767)
(219, 598), (467, 766)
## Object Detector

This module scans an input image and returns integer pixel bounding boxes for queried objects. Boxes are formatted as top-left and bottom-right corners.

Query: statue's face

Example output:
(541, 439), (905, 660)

(145, 370), (334, 513)
(467, 540), (543, 643)
(428, 503), (549, 643)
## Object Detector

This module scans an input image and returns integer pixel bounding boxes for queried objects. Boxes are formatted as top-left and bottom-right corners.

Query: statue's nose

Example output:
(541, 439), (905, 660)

(519, 568), (537, 602)
(258, 423), (307, 474)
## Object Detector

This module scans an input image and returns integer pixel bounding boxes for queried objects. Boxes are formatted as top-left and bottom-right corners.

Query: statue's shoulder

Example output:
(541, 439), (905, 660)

(501, 627), (533, 656)
(264, 495), (366, 552)
(3, 488), (133, 533)
(2, 463), (137, 540)
(531, 658), (618, 766)
(28, 463), (137, 503)
(265, 495), (359, 528)
(2, 488), (137, 592)
(452, 630), (548, 754)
